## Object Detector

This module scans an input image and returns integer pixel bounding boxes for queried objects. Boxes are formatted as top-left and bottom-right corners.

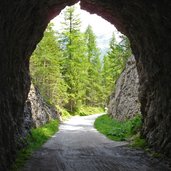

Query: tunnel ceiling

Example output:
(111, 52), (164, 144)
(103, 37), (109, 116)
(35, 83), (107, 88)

(0, 0), (171, 170)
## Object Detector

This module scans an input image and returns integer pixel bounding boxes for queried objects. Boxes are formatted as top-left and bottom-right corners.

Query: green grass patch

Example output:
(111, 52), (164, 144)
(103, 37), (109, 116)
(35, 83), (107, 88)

(94, 114), (142, 141)
(130, 134), (147, 149)
(11, 120), (59, 171)
(78, 106), (105, 116)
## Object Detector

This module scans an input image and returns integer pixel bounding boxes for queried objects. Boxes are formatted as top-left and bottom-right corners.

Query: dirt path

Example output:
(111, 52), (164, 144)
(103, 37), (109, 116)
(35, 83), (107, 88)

(22, 114), (170, 171)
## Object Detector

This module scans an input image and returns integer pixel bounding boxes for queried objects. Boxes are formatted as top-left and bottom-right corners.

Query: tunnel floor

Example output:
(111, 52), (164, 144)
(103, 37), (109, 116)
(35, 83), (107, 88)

(22, 114), (171, 171)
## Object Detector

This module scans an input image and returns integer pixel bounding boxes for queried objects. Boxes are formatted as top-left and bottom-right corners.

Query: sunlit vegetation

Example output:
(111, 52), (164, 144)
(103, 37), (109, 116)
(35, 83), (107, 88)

(30, 4), (131, 118)
(12, 4), (137, 171)
(11, 120), (59, 170)
(94, 114), (143, 141)
(77, 106), (104, 116)
(130, 134), (147, 149)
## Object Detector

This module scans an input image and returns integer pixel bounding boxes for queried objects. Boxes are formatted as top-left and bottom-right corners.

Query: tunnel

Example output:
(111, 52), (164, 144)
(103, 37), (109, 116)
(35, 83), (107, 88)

(0, 0), (171, 170)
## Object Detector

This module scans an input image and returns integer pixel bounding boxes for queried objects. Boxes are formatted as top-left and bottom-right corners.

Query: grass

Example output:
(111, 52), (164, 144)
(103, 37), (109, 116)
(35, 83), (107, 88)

(130, 134), (147, 149)
(11, 120), (59, 170)
(77, 106), (105, 116)
(58, 105), (105, 117)
(94, 114), (144, 142)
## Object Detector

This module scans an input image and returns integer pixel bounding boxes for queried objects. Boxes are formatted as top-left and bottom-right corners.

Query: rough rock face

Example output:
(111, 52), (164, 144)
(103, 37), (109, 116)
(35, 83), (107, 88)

(14, 101), (33, 151)
(108, 56), (140, 120)
(0, 0), (171, 170)
(27, 84), (60, 128)
(15, 83), (60, 158)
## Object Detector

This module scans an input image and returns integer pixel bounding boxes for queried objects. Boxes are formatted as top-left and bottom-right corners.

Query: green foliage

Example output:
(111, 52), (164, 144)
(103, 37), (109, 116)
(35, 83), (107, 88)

(84, 25), (103, 107)
(131, 134), (163, 158)
(61, 109), (71, 120)
(55, 105), (71, 120)
(129, 114), (142, 134)
(94, 114), (142, 141)
(150, 152), (162, 158)
(30, 4), (132, 115)
(58, 5), (89, 112)
(12, 120), (59, 171)
(130, 135), (147, 149)
(77, 106), (104, 116)
(102, 34), (132, 104)
(30, 23), (68, 107)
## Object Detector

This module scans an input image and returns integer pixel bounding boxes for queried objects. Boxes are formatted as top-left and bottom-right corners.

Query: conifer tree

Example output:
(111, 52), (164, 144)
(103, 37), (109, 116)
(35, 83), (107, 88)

(102, 33), (132, 104)
(58, 5), (88, 112)
(84, 25), (103, 106)
(30, 23), (68, 106)
(30, 4), (131, 114)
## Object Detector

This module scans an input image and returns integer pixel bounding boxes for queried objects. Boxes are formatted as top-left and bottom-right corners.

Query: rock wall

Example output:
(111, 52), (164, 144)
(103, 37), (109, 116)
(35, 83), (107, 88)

(0, 0), (171, 170)
(15, 83), (61, 160)
(26, 84), (61, 128)
(81, 0), (171, 158)
(108, 56), (140, 120)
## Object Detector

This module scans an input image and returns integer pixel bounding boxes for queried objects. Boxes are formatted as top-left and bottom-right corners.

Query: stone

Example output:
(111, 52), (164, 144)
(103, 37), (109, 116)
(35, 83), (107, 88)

(108, 56), (140, 121)
(0, 0), (171, 170)
(14, 83), (61, 160)
(26, 84), (61, 128)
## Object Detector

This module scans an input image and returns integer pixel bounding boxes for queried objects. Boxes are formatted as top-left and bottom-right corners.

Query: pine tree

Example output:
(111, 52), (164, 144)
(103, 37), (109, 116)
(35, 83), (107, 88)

(30, 5), (132, 113)
(30, 23), (68, 106)
(102, 33), (132, 104)
(84, 25), (103, 106)
(58, 5), (88, 112)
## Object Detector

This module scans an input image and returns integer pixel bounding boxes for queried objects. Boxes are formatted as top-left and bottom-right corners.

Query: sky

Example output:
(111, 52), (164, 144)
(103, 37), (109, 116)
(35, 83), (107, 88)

(52, 3), (122, 56)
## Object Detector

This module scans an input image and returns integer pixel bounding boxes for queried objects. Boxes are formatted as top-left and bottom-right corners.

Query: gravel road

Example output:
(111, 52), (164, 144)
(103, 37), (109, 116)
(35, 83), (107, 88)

(22, 114), (171, 171)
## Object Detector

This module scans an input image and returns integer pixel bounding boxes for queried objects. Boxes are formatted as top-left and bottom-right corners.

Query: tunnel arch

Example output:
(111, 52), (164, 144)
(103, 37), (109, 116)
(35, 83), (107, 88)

(0, 0), (171, 170)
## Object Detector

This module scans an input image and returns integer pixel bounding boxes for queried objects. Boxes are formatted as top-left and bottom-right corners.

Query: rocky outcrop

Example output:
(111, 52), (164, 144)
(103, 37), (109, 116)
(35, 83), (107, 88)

(108, 56), (140, 120)
(15, 83), (61, 154)
(0, 0), (171, 170)
(26, 84), (61, 128)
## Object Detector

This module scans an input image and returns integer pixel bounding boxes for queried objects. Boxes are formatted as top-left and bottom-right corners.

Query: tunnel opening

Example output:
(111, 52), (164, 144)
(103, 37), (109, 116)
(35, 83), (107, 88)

(30, 2), (132, 116)
(0, 0), (171, 170)
(27, 5), (141, 159)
